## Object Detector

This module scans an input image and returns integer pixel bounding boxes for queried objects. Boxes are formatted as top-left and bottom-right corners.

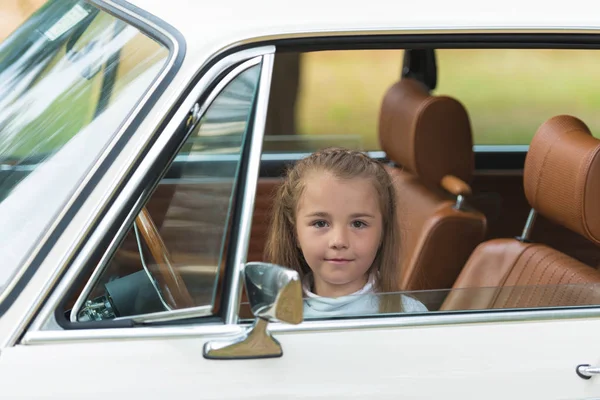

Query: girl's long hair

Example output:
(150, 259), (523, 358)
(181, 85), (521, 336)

(264, 147), (402, 312)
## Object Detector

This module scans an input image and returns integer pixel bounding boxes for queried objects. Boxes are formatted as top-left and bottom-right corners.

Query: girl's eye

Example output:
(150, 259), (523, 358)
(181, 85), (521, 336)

(311, 220), (328, 228)
(351, 220), (367, 229)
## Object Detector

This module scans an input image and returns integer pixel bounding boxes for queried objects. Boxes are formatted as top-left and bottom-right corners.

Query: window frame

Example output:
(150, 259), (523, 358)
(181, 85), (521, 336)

(68, 57), (265, 324)
(17, 47), (275, 343)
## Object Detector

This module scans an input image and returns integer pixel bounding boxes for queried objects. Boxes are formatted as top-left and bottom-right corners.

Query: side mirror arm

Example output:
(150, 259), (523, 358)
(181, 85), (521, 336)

(203, 262), (303, 360)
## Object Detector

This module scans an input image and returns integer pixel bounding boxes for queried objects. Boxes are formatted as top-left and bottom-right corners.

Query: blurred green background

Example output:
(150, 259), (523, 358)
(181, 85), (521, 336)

(296, 49), (600, 149)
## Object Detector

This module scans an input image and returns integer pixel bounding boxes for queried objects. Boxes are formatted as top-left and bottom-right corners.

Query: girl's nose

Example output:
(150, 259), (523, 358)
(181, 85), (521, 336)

(329, 227), (349, 249)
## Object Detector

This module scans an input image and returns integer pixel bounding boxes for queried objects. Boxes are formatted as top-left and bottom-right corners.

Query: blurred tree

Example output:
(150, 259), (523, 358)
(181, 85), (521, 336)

(265, 52), (301, 137)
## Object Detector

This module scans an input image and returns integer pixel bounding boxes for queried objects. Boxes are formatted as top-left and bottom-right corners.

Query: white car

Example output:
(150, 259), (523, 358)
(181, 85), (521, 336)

(1, 0), (600, 398)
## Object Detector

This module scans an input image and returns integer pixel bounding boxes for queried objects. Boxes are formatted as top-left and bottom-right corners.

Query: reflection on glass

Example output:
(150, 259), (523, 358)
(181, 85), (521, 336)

(240, 282), (600, 321)
(0, 0), (168, 295)
(147, 64), (261, 308)
(75, 63), (262, 319)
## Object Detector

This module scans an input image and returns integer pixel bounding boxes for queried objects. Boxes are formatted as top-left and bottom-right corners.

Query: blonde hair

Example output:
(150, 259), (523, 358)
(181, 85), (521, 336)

(264, 147), (401, 312)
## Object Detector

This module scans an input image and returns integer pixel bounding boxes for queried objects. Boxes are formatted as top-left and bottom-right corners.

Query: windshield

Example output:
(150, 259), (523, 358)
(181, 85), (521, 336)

(0, 1), (169, 297)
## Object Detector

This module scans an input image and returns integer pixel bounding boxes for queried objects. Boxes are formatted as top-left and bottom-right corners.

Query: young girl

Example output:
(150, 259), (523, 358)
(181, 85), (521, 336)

(265, 147), (427, 318)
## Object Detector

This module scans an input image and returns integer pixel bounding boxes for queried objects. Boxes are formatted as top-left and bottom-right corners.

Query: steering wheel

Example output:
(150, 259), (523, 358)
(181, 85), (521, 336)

(135, 207), (195, 310)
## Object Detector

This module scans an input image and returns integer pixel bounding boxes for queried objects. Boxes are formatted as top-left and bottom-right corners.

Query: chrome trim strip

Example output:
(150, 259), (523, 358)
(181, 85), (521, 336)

(21, 305), (600, 345)
(224, 53), (275, 325)
(23, 324), (243, 344)
(220, 28), (600, 55)
(518, 208), (538, 242)
(4, 4), (181, 346)
(170, 146), (526, 164)
(367, 150), (386, 159)
(473, 145), (529, 152)
(128, 305), (213, 323)
(172, 150), (387, 163)
(26, 47), (275, 337)
(268, 307), (600, 334)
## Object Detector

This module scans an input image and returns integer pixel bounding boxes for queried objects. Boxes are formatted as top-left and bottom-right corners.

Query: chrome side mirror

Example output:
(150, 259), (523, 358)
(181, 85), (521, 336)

(203, 262), (303, 360)
(244, 262), (303, 324)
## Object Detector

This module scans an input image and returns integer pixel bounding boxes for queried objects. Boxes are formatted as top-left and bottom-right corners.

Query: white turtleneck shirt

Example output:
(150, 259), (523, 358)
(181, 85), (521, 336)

(302, 276), (428, 318)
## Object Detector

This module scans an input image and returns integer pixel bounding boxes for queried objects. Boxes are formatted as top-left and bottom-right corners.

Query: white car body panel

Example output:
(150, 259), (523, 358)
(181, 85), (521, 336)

(2, 318), (600, 399)
(0, 1), (598, 398)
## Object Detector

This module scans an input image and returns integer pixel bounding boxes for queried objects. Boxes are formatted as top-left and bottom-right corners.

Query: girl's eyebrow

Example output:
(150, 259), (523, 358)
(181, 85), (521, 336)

(303, 212), (375, 219)
(304, 211), (329, 218)
(350, 213), (376, 219)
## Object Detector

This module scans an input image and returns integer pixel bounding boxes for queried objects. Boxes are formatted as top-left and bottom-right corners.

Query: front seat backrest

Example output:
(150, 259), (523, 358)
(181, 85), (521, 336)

(442, 115), (600, 311)
(379, 77), (486, 292)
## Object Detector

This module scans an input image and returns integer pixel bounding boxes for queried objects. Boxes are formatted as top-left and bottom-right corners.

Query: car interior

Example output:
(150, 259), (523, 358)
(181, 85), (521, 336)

(62, 45), (600, 323)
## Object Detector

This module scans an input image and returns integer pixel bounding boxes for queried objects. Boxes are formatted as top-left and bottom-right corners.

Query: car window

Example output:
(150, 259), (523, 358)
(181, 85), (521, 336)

(248, 47), (600, 323)
(264, 50), (403, 153)
(70, 62), (262, 322)
(263, 49), (600, 152)
(0, 0), (169, 302)
(255, 283), (600, 321)
(435, 49), (600, 145)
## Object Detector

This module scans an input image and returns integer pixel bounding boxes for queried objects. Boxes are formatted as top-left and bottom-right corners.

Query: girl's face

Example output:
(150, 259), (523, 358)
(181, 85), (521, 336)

(295, 171), (383, 298)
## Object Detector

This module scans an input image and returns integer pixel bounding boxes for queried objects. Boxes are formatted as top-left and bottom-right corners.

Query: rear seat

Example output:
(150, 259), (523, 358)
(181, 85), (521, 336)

(379, 77), (487, 291)
(247, 178), (282, 262)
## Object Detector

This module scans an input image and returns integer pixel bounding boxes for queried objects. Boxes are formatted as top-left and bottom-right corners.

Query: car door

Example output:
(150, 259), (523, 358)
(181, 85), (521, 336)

(0, 44), (278, 398)
(3, 34), (600, 400)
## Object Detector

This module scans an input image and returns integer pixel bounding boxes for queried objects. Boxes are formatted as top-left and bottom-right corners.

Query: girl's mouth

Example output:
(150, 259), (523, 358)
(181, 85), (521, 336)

(325, 258), (354, 264)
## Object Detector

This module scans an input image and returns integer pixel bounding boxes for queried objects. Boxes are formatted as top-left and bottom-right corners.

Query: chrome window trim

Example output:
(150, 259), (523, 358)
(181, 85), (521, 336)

(24, 47), (275, 340)
(224, 53), (275, 325)
(21, 306), (600, 345)
(223, 28), (600, 53)
(68, 57), (263, 324)
(474, 145), (529, 152)
(168, 145), (528, 165)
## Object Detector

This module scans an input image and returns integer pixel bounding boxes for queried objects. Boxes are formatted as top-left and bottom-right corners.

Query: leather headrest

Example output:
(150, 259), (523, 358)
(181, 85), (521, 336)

(378, 78), (474, 188)
(524, 115), (600, 245)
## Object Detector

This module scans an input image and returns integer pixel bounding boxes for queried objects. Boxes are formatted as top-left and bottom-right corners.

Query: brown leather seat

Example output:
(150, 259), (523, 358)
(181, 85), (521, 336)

(379, 78), (487, 292)
(247, 178), (282, 262)
(442, 115), (600, 311)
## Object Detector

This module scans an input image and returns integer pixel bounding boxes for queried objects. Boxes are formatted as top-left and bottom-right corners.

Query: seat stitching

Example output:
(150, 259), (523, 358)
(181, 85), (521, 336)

(531, 135), (562, 208)
(556, 269), (579, 305)
(524, 253), (566, 307)
(570, 273), (587, 305)
(509, 249), (556, 307)
(503, 247), (552, 308)
(493, 245), (540, 308)
(541, 261), (570, 306)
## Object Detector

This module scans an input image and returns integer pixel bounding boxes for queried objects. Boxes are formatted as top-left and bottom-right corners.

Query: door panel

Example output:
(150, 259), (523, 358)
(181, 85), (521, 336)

(6, 317), (600, 398)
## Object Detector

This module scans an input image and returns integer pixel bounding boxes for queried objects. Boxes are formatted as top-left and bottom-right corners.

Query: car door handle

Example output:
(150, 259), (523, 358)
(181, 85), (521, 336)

(576, 364), (600, 379)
